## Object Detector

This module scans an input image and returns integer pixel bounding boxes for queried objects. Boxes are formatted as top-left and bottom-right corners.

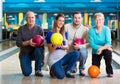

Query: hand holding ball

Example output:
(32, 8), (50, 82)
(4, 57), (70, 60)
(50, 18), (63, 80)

(50, 33), (63, 45)
(73, 38), (84, 45)
(32, 35), (44, 46)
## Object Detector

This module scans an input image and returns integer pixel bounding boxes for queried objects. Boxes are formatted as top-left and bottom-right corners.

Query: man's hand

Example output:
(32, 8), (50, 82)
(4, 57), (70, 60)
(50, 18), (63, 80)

(73, 44), (80, 50)
(29, 39), (36, 47)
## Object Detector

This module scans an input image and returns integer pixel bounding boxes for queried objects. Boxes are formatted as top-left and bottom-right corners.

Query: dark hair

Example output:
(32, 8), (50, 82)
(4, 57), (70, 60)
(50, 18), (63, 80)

(73, 11), (82, 17)
(55, 13), (65, 21)
(52, 13), (65, 36)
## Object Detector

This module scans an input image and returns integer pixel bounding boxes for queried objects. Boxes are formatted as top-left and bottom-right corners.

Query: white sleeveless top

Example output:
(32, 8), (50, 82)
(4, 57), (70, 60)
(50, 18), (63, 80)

(48, 49), (66, 67)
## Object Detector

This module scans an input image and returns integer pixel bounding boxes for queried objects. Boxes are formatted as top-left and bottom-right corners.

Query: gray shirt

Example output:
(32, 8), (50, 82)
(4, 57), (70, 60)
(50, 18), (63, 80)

(16, 24), (44, 55)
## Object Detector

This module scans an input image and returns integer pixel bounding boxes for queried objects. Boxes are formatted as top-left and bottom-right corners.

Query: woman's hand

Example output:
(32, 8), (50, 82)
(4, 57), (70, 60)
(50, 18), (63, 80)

(97, 46), (113, 55)
(97, 48), (102, 55)
(52, 44), (60, 48)
(97, 46), (103, 55)
(107, 47), (113, 52)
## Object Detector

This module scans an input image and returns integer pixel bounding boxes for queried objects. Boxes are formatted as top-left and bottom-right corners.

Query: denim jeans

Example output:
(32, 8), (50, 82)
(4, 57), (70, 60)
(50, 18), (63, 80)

(51, 50), (79, 79)
(19, 47), (44, 76)
(78, 48), (88, 70)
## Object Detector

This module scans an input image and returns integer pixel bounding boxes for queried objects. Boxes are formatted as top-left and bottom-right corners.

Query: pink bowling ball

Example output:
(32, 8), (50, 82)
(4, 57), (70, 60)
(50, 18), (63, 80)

(32, 35), (44, 46)
(73, 38), (84, 45)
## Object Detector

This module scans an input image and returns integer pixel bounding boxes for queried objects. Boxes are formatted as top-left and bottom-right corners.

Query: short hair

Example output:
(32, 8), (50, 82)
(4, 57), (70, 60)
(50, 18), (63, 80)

(26, 11), (35, 19)
(94, 12), (104, 20)
(73, 11), (82, 17)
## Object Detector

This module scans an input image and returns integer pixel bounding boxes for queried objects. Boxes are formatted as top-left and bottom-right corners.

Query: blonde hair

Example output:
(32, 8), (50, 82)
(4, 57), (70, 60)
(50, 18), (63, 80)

(94, 12), (104, 20)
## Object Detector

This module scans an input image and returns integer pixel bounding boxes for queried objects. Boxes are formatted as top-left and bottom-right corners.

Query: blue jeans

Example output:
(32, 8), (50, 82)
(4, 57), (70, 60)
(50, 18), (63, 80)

(19, 47), (44, 76)
(78, 48), (88, 71)
(51, 50), (79, 79)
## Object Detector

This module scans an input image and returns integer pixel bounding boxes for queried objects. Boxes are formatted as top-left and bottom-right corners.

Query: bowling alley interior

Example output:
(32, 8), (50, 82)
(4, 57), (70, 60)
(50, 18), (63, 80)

(0, 0), (120, 84)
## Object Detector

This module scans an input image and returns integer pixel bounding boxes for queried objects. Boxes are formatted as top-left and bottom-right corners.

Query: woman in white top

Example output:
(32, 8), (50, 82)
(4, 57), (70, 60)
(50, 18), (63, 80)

(45, 13), (79, 79)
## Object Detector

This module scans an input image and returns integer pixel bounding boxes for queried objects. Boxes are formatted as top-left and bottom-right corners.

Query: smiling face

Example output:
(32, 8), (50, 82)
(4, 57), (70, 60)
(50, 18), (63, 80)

(26, 12), (35, 26)
(94, 16), (104, 27)
(94, 13), (104, 28)
(56, 17), (65, 29)
(52, 13), (65, 34)
(73, 13), (82, 26)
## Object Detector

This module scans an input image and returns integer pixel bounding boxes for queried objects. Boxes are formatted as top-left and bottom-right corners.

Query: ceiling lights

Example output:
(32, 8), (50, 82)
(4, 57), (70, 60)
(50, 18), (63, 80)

(90, 0), (101, 2)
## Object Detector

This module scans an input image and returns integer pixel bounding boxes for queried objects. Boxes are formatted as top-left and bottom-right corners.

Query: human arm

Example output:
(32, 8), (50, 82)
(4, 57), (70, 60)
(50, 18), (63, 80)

(88, 28), (99, 50)
(47, 40), (68, 53)
(59, 40), (69, 50)
(60, 32), (69, 50)
(21, 26), (44, 47)
(45, 31), (56, 53)
(16, 26), (36, 47)
(97, 27), (112, 55)
(73, 29), (89, 50)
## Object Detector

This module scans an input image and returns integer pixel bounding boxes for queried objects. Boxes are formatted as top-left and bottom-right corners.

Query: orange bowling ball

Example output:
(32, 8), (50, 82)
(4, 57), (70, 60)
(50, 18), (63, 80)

(88, 65), (100, 78)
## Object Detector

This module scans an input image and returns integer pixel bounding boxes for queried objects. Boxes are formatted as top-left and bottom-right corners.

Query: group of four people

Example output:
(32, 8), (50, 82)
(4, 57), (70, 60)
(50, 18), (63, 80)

(16, 11), (113, 79)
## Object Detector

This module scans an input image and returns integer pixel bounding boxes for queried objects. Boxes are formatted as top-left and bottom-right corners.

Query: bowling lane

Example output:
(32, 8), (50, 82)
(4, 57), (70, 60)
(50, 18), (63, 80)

(0, 40), (16, 51)
(1, 48), (120, 84)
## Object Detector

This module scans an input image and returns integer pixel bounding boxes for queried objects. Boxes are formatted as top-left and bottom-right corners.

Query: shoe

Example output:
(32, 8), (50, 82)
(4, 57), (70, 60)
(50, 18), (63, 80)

(66, 71), (75, 78)
(71, 68), (77, 73)
(24, 75), (30, 76)
(107, 74), (113, 77)
(79, 70), (85, 76)
(35, 70), (43, 77)
(49, 69), (55, 78)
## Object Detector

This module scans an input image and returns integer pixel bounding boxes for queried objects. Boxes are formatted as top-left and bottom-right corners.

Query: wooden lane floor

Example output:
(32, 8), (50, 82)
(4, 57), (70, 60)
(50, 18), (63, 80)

(0, 51), (120, 84)
(0, 40), (16, 51)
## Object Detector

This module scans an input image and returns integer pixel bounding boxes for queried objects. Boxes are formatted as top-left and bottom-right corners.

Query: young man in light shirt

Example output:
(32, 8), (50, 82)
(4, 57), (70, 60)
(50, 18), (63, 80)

(65, 11), (89, 76)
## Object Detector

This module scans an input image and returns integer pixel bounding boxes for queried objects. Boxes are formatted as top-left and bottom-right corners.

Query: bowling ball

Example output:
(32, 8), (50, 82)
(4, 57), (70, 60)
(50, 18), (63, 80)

(32, 35), (44, 46)
(73, 38), (84, 45)
(88, 65), (100, 78)
(50, 33), (63, 45)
